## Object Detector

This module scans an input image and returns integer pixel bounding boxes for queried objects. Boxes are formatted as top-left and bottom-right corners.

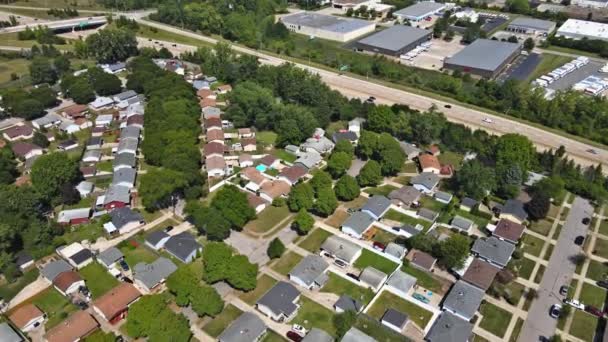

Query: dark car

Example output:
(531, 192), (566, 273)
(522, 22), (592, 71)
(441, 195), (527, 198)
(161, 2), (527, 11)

(119, 260), (130, 271)
(559, 285), (569, 296)
(597, 280), (608, 289)
(286, 331), (303, 342)
(444, 104), (452, 109)
(346, 273), (359, 281)
(334, 259), (347, 268)
(77, 301), (88, 310)
(164, 226), (174, 233)
(122, 276), (133, 284)
(582, 217), (591, 225)
(115, 337), (125, 342)
(574, 236), (585, 246)
(586, 306), (604, 317)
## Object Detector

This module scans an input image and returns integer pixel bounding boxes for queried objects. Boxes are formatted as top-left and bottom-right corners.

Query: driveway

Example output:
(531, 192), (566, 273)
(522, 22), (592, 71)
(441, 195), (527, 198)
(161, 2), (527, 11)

(518, 197), (594, 342)
(347, 158), (365, 177)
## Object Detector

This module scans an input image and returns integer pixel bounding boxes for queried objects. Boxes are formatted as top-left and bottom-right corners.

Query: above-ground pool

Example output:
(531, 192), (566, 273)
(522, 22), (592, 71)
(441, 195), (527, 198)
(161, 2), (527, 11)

(256, 164), (267, 172)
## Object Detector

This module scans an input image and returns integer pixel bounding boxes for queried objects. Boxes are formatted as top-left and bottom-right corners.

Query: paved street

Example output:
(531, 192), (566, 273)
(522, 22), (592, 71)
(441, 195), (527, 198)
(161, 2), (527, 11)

(519, 197), (595, 342)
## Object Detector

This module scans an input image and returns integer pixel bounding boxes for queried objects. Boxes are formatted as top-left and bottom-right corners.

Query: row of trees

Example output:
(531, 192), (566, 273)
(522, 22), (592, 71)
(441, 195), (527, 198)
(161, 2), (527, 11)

(202, 242), (258, 291)
(18, 26), (65, 45)
(74, 27), (138, 63)
(60, 66), (122, 103)
(1, 83), (59, 119)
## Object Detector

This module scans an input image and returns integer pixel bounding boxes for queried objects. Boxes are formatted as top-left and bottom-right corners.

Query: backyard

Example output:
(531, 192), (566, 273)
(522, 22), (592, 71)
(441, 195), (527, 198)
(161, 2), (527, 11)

(354, 249), (399, 274)
(367, 291), (433, 329)
(202, 304), (243, 337)
(22, 288), (77, 329)
(321, 272), (375, 305)
(118, 240), (159, 267)
(79, 262), (119, 298)
(239, 274), (277, 305)
(479, 302), (512, 338)
(520, 233), (546, 257)
(586, 259), (608, 282)
(569, 310), (598, 341)
(298, 228), (332, 253)
(271, 252), (303, 276)
(292, 296), (337, 336)
(364, 185), (399, 197)
(401, 263), (443, 293)
(244, 205), (291, 234)
(384, 209), (432, 231)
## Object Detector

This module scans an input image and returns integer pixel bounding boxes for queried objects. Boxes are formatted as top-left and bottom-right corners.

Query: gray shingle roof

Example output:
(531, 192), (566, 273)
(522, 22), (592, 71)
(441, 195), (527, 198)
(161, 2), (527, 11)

(461, 197), (478, 208)
(164, 232), (202, 262)
(395, 223), (422, 236)
(133, 257), (177, 289)
(257, 281), (300, 318)
(103, 185), (130, 205)
(357, 25), (430, 53)
(342, 327), (376, 342)
(113, 153), (136, 168)
(384, 242), (406, 259)
(295, 152), (322, 170)
(109, 207), (143, 229)
(281, 12), (373, 33)
(382, 308), (408, 329)
(426, 311), (473, 342)
(114, 90), (137, 102)
(112, 168), (136, 186)
(501, 199), (528, 222)
(411, 172), (439, 190)
(83, 150), (101, 161)
(394, 1), (445, 18)
(400, 142), (421, 157)
(471, 236), (515, 267)
(417, 208), (438, 222)
(41, 259), (72, 281)
(386, 270), (416, 294)
(146, 230), (169, 245)
(445, 39), (521, 73)
(359, 266), (387, 289)
(388, 186), (421, 205)
(97, 247), (123, 266)
(434, 191), (453, 203)
(289, 254), (329, 287)
(218, 312), (267, 342)
(508, 17), (555, 31)
(320, 236), (362, 263)
(120, 126), (140, 140)
(342, 211), (375, 235)
(332, 131), (358, 143)
(451, 215), (474, 231)
(0, 323), (22, 342)
(334, 294), (363, 313)
(362, 196), (392, 218)
(117, 137), (138, 153)
(302, 328), (333, 342)
(442, 280), (485, 319)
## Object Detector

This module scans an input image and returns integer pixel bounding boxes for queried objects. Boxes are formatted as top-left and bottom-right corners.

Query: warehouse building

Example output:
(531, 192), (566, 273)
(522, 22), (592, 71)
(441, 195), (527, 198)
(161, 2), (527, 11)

(443, 39), (522, 78)
(355, 25), (432, 56)
(506, 17), (556, 35)
(393, 1), (446, 22)
(279, 12), (376, 42)
(556, 19), (608, 41)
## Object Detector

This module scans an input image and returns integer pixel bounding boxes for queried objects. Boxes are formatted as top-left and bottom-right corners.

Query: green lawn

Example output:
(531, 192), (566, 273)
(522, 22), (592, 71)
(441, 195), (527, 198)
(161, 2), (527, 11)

(364, 185), (399, 197)
(245, 205), (291, 234)
(570, 310), (598, 342)
(513, 257), (536, 280)
(401, 263), (442, 293)
(23, 288), (77, 329)
(401, 162), (418, 173)
(419, 196), (446, 212)
(586, 259), (608, 282)
(354, 249), (398, 274)
(60, 221), (105, 244)
(384, 209), (432, 230)
(599, 219), (608, 237)
(437, 151), (464, 168)
(256, 131), (278, 146)
(509, 318), (524, 342)
(367, 291), (433, 330)
(353, 314), (409, 342)
(527, 53), (572, 82)
(479, 302), (512, 338)
(84, 330), (117, 342)
(273, 149), (297, 163)
(271, 252), (303, 275)
(521, 233), (545, 257)
(298, 228), (332, 253)
(552, 224), (562, 240)
(292, 296), (337, 337)
(261, 330), (287, 342)
(96, 160), (113, 172)
(118, 241), (159, 267)
(79, 262), (119, 298)
(579, 283), (606, 309)
(371, 227), (398, 245)
(506, 282), (526, 302)
(593, 237), (608, 259)
(543, 243), (554, 261)
(528, 219), (553, 236)
(239, 274), (277, 305)
(202, 304), (243, 337)
(321, 272), (375, 305)
(0, 268), (39, 301)
(393, 175), (412, 185)
(534, 265), (546, 284)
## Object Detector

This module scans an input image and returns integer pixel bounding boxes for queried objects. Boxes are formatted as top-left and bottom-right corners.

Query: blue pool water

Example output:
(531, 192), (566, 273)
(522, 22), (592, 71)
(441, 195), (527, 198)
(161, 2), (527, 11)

(256, 164), (267, 172)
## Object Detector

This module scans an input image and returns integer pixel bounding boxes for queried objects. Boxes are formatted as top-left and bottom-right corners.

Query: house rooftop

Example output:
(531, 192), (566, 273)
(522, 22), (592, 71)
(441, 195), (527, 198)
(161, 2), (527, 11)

(289, 254), (330, 287)
(342, 327), (376, 342)
(407, 249), (436, 270)
(386, 270), (416, 294)
(384, 242), (406, 259)
(451, 215), (474, 231)
(334, 294), (363, 313)
(279, 165), (308, 184)
(257, 281), (300, 318)
(362, 195), (392, 218)
(93, 283), (141, 320)
(501, 199), (528, 222)
(388, 186), (421, 205)
(146, 230), (169, 246)
(97, 247), (123, 267)
(53, 271), (82, 293)
(426, 311), (474, 342)
(462, 258), (500, 291)
(41, 259), (72, 281)
(443, 280), (485, 319)
(411, 172), (440, 190)
(164, 232), (202, 262)
(133, 257), (177, 289)
(320, 235), (362, 262)
(419, 154), (440, 170)
(461, 197), (478, 208)
(44, 310), (99, 342)
(301, 328), (333, 342)
(359, 266), (387, 289)
(342, 211), (375, 235)
(218, 312), (267, 342)
(109, 207), (143, 229)
(9, 303), (43, 330)
(382, 308), (408, 329)
(493, 219), (525, 242)
(472, 236), (516, 267)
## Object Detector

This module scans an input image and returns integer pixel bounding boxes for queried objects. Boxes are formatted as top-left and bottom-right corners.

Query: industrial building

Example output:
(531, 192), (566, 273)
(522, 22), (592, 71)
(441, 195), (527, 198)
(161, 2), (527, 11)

(556, 19), (608, 41)
(355, 25), (432, 56)
(443, 39), (522, 78)
(571, 0), (608, 9)
(393, 1), (446, 22)
(506, 17), (556, 35)
(279, 12), (376, 42)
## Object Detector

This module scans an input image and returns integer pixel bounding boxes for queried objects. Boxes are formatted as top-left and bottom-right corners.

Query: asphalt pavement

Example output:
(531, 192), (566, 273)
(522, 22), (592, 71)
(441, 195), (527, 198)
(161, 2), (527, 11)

(519, 197), (594, 342)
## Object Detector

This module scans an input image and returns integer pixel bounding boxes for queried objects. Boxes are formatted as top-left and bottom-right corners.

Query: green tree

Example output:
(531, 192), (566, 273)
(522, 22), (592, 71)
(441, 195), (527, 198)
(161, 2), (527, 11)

(67, 77), (95, 104)
(139, 168), (188, 210)
(267, 238), (285, 259)
(53, 55), (71, 75)
(88, 67), (122, 95)
(12, 99), (44, 120)
(434, 234), (470, 269)
(333, 310), (357, 339)
(202, 242), (233, 284)
(357, 160), (382, 187)
(227, 255), (258, 291)
(292, 209), (314, 235)
(454, 160), (495, 200)
(524, 37), (535, 51)
(495, 134), (535, 185)
(327, 151), (352, 179)
(31, 153), (79, 202)
(190, 285), (224, 317)
(86, 27), (138, 63)
(367, 105), (396, 134)
(526, 193), (551, 220)
(29, 57), (56, 84)
(334, 139), (354, 156)
(529, 176), (565, 203)
(314, 187), (338, 217)
(186, 201), (231, 241)
(375, 133), (405, 176)
(356, 130), (377, 159)
(32, 131), (50, 148)
(310, 170), (333, 194)
(505, 0), (530, 13)
(334, 175), (360, 201)
(126, 295), (192, 341)
(287, 182), (314, 212)
(211, 185), (256, 230)
(0, 147), (18, 185)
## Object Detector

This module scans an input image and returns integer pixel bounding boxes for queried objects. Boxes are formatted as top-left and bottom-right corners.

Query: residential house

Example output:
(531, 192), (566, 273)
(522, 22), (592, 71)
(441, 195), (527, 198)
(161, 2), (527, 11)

(278, 165), (307, 186)
(384, 242), (407, 259)
(216, 84), (232, 94)
(205, 117), (222, 131)
(341, 211), (375, 239)
(451, 216), (474, 232)
(419, 154), (441, 174)
(256, 281), (301, 322)
(58, 139), (79, 151)
(102, 185), (131, 210)
(332, 131), (358, 144)
(82, 150), (102, 163)
(101, 62), (126, 74)
(239, 154), (254, 168)
(207, 129), (225, 144)
(9, 304), (45, 332)
(288, 254), (330, 289)
(11, 143), (43, 160)
(361, 195), (392, 220)
(32, 113), (62, 130)
(0, 323), (22, 342)
(499, 199), (528, 224)
(238, 128), (255, 139)
(471, 236), (515, 268)
(359, 267), (387, 291)
(57, 208), (91, 225)
(461, 258), (499, 291)
(145, 231), (170, 250)
(242, 167), (268, 192)
(442, 280), (485, 321)
(112, 90), (137, 104)
(3, 125), (33, 141)
(302, 135), (335, 155)
(112, 168), (136, 189)
(86, 137), (103, 150)
(44, 310), (99, 342)
(61, 104), (89, 119)
(301, 328), (333, 342)
(294, 152), (322, 170)
(126, 114), (144, 129)
(334, 294), (363, 313)
(427, 145), (441, 156)
(259, 180), (291, 202)
(91, 126), (106, 137)
(41, 260), (72, 283)
(80, 166), (96, 178)
(385, 270), (416, 298)
(133, 257), (178, 292)
(285, 145), (300, 155)
(193, 80), (210, 91)
(204, 142), (225, 158)
(197, 88), (214, 99)
(200, 97), (216, 108)
(103, 207), (144, 235)
(76, 181), (94, 198)
(411, 172), (440, 194)
(320, 235), (362, 264)
(460, 197), (478, 212)
(434, 191), (453, 204)
(400, 142), (421, 161)
(97, 247), (124, 269)
(116, 137), (138, 156)
(164, 232), (203, 263)
(425, 311), (474, 342)
(92, 283), (141, 323)
(388, 186), (421, 207)
(381, 309), (408, 333)
(113, 153), (136, 171)
(493, 219), (525, 244)
(218, 312), (267, 342)
(15, 251), (34, 271)
(202, 106), (221, 119)
(418, 208), (439, 222)
(242, 137), (257, 152)
(64, 248), (93, 270)
(53, 271), (85, 296)
(247, 193), (268, 214)
(406, 249), (436, 272)
(90, 96), (115, 111)
(206, 155), (227, 177)
(260, 155), (280, 169)
(342, 328), (375, 342)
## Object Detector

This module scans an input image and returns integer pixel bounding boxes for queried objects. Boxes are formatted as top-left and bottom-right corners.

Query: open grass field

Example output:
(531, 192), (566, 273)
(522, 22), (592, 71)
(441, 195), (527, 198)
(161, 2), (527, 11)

(579, 283), (606, 309)
(586, 259), (608, 282)
(136, 22), (213, 48)
(479, 302), (512, 338)
(202, 304), (243, 337)
(364, 184), (399, 197)
(292, 296), (337, 336)
(401, 263), (442, 293)
(354, 249), (398, 274)
(367, 291), (433, 329)
(239, 274), (277, 305)
(78, 262), (119, 298)
(61, 221), (105, 244)
(24, 288), (77, 329)
(419, 196), (446, 212)
(298, 228), (332, 253)
(0, 57), (30, 86)
(509, 257), (536, 280)
(245, 205), (291, 234)
(321, 272), (374, 305)
(569, 310), (598, 341)
(599, 219), (608, 237)
(271, 252), (303, 276)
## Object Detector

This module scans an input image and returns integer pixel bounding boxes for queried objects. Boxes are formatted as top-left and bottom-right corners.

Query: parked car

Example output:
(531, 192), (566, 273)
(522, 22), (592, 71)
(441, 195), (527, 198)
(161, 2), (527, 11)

(597, 280), (608, 289)
(286, 331), (302, 342)
(582, 218), (591, 225)
(164, 225), (174, 233)
(373, 241), (386, 251)
(585, 305), (604, 317)
(587, 148), (598, 155)
(320, 251), (334, 259)
(413, 293), (430, 304)
(559, 285), (569, 296)
(550, 304), (562, 318)
(574, 236), (585, 246)
(346, 273), (359, 281)
(291, 324), (307, 337)
(119, 260), (129, 271)
(564, 299), (585, 310)
(444, 104), (452, 109)
(334, 259), (347, 268)
(122, 276), (133, 284)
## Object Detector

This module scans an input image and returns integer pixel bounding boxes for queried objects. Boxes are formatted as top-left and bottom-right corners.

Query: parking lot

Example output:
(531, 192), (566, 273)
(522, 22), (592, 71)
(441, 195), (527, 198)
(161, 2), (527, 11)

(405, 37), (466, 71)
(546, 60), (605, 92)
(497, 52), (542, 82)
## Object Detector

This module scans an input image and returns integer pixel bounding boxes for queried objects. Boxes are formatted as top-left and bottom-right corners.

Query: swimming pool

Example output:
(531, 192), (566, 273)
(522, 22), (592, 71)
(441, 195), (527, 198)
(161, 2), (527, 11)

(256, 164), (267, 172)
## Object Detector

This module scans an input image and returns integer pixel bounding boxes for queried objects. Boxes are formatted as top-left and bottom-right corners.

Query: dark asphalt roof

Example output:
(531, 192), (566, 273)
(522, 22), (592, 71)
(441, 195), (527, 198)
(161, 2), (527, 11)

(257, 281), (300, 317)
(164, 232), (202, 262)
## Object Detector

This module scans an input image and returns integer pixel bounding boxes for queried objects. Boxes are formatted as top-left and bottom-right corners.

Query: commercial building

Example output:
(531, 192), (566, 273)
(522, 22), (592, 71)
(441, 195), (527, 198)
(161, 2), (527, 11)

(572, 0), (608, 9)
(443, 39), (522, 78)
(556, 19), (608, 41)
(355, 25), (431, 57)
(279, 12), (376, 42)
(506, 17), (556, 35)
(393, 1), (446, 22)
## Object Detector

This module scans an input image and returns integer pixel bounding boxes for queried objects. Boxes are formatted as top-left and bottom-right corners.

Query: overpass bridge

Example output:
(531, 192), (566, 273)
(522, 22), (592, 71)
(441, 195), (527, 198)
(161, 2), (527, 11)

(0, 16), (106, 34)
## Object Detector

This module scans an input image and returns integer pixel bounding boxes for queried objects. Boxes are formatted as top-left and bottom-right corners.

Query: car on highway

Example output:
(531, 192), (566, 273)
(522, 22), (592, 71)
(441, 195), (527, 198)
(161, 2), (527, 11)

(550, 304), (562, 318)
(444, 104), (452, 109)
(574, 235), (585, 246)
(564, 299), (584, 310)
(482, 117), (494, 123)
(597, 280), (608, 289)
(587, 149), (598, 155)
(334, 259), (347, 268)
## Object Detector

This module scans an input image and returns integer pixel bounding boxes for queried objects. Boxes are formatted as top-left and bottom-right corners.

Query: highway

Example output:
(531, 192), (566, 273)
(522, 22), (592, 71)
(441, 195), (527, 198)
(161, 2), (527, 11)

(0, 15), (106, 33)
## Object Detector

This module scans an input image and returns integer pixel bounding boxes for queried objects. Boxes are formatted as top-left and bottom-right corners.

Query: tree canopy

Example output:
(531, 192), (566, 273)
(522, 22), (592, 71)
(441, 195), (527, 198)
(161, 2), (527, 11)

(202, 242), (258, 291)
(125, 294), (192, 341)
(85, 27), (138, 63)
(334, 175), (360, 201)
(30, 153), (80, 203)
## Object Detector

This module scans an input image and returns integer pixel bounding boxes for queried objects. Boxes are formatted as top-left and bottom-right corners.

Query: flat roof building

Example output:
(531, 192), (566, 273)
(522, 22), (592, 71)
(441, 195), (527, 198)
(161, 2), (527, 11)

(279, 12), (376, 42)
(355, 25), (432, 57)
(506, 17), (556, 35)
(556, 19), (608, 41)
(443, 39), (522, 78)
(393, 1), (446, 22)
